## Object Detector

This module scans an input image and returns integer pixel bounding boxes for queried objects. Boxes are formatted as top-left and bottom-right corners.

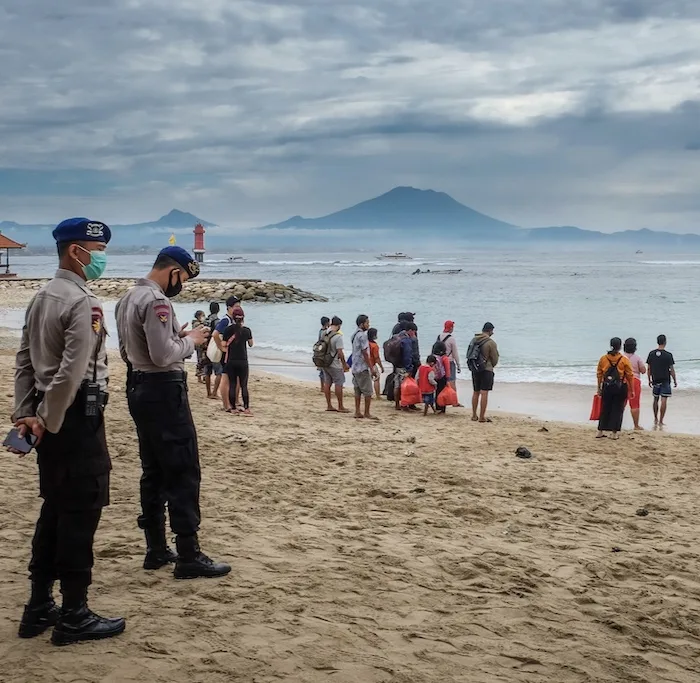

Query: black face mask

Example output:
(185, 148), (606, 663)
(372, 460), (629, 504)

(164, 269), (182, 298)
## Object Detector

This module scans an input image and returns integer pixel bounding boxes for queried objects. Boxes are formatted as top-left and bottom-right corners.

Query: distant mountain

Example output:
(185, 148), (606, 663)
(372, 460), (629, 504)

(259, 186), (516, 235)
(0, 210), (216, 249)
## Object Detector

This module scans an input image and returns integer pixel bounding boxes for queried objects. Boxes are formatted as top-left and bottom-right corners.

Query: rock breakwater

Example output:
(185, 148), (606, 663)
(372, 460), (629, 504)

(0, 278), (328, 305)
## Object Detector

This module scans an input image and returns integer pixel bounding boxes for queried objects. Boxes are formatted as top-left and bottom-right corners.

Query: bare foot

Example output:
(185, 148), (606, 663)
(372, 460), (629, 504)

(326, 407), (338, 412)
(208, 394), (219, 400)
(354, 414), (364, 419)
(242, 409), (253, 417)
(338, 408), (351, 414)
(365, 415), (379, 421)
(634, 425), (644, 431)
(471, 416), (479, 422)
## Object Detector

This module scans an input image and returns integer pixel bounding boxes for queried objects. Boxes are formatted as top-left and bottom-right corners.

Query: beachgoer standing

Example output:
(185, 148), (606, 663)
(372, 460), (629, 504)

(318, 317), (330, 391)
(394, 324), (417, 411)
(192, 310), (206, 383)
(213, 296), (241, 411)
(323, 316), (350, 413)
(116, 246), (230, 579)
(468, 323), (499, 423)
(367, 327), (384, 399)
(437, 321), (461, 393)
(597, 337), (635, 439)
(431, 340), (451, 414)
(202, 302), (223, 399)
(10, 218), (125, 644)
(222, 306), (254, 416)
(351, 315), (378, 420)
(623, 337), (646, 430)
(418, 355), (439, 416)
(646, 335), (677, 427)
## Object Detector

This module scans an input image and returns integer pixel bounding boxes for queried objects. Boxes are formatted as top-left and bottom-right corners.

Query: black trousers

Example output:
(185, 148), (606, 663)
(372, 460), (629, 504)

(127, 376), (201, 537)
(30, 393), (111, 589)
(598, 384), (628, 432)
(226, 361), (250, 409)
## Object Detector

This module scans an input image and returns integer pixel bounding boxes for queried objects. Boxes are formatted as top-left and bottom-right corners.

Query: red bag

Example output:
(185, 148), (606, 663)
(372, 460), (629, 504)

(589, 393), (602, 421)
(437, 385), (459, 407)
(399, 377), (421, 406)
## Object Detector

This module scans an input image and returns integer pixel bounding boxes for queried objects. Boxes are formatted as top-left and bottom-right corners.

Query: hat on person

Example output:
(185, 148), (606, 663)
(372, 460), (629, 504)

(158, 246), (200, 279)
(225, 295), (240, 308)
(444, 320), (455, 332)
(483, 322), (495, 332)
(231, 305), (245, 320)
(52, 217), (111, 245)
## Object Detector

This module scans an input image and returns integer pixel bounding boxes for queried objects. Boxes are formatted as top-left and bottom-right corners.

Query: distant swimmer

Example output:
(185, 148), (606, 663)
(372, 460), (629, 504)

(646, 335), (677, 427)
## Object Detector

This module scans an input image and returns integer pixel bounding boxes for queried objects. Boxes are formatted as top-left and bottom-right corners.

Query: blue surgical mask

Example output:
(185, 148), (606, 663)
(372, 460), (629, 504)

(77, 246), (107, 280)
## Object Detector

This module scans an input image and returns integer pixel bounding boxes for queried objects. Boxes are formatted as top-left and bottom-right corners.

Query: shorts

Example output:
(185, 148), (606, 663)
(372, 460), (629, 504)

(323, 365), (346, 387)
(448, 360), (457, 383)
(422, 392), (435, 406)
(394, 367), (408, 392)
(472, 370), (494, 392)
(353, 370), (373, 398)
(628, 377), (642, 410)
(652, 381), (672, 398)
(203, 361), (223, 377)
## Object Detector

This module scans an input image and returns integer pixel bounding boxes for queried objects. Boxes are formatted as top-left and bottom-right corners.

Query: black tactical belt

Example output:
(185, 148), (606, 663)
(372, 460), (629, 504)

(131, 371), (187, 384)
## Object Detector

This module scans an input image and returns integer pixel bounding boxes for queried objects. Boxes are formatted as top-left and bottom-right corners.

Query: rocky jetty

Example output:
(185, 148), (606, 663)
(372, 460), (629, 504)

(0, 278), (328, 304)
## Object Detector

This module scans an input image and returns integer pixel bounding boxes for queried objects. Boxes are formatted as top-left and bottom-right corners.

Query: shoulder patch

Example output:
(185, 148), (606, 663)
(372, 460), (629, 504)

(154, 302), (170, 324)
(91, 306), (103, 335)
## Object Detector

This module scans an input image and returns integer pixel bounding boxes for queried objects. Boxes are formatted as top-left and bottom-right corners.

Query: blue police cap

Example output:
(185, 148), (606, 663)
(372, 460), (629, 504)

(52, 217), (111, 245)
(158, 246), (200, 279)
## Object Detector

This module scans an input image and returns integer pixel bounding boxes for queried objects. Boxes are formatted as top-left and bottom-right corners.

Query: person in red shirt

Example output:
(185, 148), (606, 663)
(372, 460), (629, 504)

(367, 328), (383, 399)
(418, 355), (439, 415)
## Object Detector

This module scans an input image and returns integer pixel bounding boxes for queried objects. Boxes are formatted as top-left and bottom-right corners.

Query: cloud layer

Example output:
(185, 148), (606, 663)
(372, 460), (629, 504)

(1, 0), (699, 230)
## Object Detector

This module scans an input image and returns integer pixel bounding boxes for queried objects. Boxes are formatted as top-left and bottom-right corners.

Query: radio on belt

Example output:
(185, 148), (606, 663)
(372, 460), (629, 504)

(84, 382), (101, 416)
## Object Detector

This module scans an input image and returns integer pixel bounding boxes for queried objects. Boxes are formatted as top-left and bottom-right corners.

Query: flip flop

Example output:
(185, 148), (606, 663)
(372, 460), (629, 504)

(338, 409), (351, 414)
(471, 416), (479, 422)
(479, 418), (493, 423)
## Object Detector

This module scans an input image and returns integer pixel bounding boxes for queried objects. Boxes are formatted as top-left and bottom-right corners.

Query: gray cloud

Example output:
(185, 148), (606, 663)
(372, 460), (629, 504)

(0, 0), (699, 230)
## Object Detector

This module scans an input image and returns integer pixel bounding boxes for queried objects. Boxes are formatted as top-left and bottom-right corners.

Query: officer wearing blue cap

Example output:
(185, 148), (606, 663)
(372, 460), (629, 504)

(10, 218), (125, 644)
(115, 246), (230, 579)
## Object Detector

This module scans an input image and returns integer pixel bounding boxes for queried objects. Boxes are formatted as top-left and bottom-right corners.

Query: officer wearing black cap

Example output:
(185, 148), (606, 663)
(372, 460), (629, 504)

(9, 217), (125, 645)
(115, 246), (230, 579)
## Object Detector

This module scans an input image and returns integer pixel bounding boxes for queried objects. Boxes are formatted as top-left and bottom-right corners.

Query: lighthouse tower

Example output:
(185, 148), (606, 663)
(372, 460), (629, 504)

(193, 223), (205, 263)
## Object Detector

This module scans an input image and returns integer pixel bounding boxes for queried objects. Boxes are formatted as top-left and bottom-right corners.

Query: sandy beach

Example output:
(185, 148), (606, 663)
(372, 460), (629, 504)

(1, 339), (700, 683)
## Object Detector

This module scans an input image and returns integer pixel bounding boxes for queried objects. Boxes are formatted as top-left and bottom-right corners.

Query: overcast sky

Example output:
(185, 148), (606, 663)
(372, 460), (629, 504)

(1, 0), (699, 231)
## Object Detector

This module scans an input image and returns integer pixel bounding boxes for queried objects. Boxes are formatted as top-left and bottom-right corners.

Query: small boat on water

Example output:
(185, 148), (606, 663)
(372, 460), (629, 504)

(228, 256), (258, 264)
(377, 252), (413, 260)
(412, 268), (463, 275)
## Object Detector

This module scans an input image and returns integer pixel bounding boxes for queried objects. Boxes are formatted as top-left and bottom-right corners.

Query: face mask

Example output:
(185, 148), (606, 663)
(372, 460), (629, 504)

(164, 269), (183, 298)
(76, 246), (107, 281)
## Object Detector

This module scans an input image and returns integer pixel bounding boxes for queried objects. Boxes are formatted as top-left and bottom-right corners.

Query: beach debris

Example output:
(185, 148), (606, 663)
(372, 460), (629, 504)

(538, 426), (549, 433)
(407, 436), (416, 444)
(611, 547), (623, 553)
(404, 449), (416, 457)
(411, 487), (426, 494)
(367, 489), (397, 499)
(515, 446), (533, 459)
(223, 434), (249, 445)
(636, 508), (649, 517)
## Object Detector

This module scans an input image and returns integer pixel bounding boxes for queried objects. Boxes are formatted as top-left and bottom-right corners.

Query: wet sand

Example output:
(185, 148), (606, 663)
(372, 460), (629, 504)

(1, 347), (700, 682)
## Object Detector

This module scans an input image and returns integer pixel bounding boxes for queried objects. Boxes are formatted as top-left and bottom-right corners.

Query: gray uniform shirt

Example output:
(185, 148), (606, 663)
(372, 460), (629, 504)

(13, 269), (108, 434)
(115, 278), (194, 372)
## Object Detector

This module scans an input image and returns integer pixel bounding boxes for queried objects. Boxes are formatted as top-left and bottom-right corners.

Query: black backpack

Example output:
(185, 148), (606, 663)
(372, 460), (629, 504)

(383, 334), (404, 366)
(466, 338), (488, 373)
(602, 358), (623, 395)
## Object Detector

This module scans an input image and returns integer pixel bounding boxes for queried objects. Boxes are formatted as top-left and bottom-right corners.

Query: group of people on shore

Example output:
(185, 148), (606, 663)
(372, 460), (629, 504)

(313, 313), (500, 423)
(192, 297), (254, 416)
(596, 334), (677, 439)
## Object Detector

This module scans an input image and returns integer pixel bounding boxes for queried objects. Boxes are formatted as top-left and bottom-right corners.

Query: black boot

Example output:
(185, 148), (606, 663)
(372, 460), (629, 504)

(174, 535), (231, 580)
(143, 527), (178, 570)
(18, 580), (59, 638)
(51, 584), (125, 646)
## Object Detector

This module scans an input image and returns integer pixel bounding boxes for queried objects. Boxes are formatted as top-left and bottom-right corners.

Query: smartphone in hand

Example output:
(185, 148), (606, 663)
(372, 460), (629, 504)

(3, 428), (38, 454)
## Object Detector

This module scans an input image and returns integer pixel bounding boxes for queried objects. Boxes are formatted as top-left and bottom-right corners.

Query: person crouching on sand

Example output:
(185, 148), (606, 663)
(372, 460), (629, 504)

(418, 355), (439, 415)
(596, 337), (634, 440)
(623, 337), (646, 430)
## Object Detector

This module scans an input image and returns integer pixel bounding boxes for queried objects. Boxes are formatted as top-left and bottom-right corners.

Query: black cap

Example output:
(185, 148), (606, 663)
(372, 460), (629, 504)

(483, 322), (495, 332)
(226, 295), (240, 308)
(331, 316), (342, 326)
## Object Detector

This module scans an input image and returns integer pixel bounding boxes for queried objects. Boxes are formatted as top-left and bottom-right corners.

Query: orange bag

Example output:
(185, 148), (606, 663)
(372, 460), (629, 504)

(399, 377), (421, 406)
(589, 393), (602, 421)
(437, 385), (459, 407)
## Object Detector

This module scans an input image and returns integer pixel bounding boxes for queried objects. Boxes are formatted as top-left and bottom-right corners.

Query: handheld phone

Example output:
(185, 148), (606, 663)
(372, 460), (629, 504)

(3, 428), (38, 453)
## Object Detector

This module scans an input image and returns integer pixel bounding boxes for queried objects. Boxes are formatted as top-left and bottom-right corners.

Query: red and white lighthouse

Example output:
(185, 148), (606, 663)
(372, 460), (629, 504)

(193, 223), (205, 263)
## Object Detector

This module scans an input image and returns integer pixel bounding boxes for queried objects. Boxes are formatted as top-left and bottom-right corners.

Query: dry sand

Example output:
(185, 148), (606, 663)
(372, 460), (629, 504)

(1, 347), (700, 683)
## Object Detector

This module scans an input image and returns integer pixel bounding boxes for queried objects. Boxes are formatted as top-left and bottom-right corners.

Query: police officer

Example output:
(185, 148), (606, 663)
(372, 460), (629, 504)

(116, 246), (230, 579)
(10, 218), (125, 645)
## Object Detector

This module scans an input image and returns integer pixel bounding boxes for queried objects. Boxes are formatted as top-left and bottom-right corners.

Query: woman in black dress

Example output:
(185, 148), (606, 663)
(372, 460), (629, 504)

(222, 306), (254, 416)
(596, 337), (635, 439)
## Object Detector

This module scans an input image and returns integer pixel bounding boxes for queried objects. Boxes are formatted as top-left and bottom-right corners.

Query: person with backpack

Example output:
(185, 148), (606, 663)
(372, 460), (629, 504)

(596, 337), (635, 439)
(437, 321), (461, 389)
(385, 324), (416, 411)
(317, 317), (330, 391)
(467, 322), (499, 423)
(315, 316), (350, 413)
(431, 340), (451, 413)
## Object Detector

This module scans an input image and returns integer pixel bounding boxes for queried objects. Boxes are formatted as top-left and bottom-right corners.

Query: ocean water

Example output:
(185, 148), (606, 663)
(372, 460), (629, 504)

(3, 249), (700, 388)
